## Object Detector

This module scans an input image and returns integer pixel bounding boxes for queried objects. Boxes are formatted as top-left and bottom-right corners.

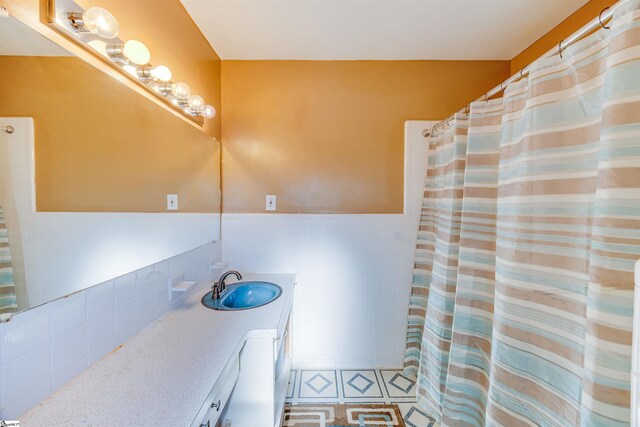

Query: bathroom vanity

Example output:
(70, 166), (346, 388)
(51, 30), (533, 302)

(19, 273), (295, 427)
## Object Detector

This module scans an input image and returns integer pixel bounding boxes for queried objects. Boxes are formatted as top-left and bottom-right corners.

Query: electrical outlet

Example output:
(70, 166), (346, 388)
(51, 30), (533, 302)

(167, 194), (178, 210)
(266, 194), (276, 211)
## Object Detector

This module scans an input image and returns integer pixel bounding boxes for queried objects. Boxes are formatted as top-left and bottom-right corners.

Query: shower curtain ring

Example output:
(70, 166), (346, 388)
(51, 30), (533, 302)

(599, 7), (610, 29)
(559, 39), (564, 59)
(484, 93), (489, 102)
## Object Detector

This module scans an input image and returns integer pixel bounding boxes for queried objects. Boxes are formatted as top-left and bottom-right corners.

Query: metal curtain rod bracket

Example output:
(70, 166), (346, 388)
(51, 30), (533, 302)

(2, 126), (14, 134)
(429, 2), (616, 131)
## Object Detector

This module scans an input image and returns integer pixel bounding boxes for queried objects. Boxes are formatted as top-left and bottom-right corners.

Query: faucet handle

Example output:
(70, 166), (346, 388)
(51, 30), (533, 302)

(211, 283), (221, 300)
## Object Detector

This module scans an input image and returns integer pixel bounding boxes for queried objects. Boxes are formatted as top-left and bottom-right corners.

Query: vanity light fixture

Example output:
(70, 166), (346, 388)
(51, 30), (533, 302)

(68, 7), (119, 39)
(150, 65), (172, 82)
(193, 104), (216, 119)
(137, 65), (172, 82)
(172, 82), (192, 100)
(106, 40), (150, 65)
(122, 40), (150, 65)
(46, 0), (215, 127)
(203, 105), (216, 119)
(187, 95), (205, 111)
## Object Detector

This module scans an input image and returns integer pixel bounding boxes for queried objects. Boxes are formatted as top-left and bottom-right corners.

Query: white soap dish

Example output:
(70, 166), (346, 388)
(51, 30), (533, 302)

(171, 281), (196, 292)
(168, 275), (196, 300)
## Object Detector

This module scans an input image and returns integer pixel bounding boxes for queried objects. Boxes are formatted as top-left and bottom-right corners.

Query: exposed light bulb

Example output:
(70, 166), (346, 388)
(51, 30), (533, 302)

(188, 95), (205, 111)
(122, 40), (150, 65)
(150, 65), (172, 82)
(171, 82), (191, 100)
(82, 7), (119, 39)
(203, 105), (216, 119)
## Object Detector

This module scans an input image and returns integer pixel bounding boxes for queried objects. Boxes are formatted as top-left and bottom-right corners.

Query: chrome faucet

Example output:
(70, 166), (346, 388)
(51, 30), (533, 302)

(211, 270), (242, 300)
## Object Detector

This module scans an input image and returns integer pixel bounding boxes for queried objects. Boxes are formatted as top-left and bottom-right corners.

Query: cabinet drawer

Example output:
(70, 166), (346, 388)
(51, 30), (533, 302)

(196, 356), (240, 427)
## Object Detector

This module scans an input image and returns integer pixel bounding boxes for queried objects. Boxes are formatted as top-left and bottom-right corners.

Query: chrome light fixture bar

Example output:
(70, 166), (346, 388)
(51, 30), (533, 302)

(45, 0), (216, 126)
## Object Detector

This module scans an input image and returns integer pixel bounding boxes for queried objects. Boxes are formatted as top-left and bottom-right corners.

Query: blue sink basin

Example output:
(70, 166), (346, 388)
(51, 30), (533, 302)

(201, 281), (282, 311)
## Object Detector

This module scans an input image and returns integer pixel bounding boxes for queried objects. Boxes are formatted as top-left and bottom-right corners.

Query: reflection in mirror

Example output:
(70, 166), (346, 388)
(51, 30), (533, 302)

(0, 16), (221, 313)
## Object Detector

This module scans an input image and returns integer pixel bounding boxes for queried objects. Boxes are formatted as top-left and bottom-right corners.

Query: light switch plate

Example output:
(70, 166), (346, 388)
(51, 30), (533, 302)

(266, 194), (276, 211)
(167, 194), (178, 210)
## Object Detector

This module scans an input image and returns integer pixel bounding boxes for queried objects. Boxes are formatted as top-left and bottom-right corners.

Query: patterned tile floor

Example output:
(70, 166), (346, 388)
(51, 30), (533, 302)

(285, 369), (438, 427)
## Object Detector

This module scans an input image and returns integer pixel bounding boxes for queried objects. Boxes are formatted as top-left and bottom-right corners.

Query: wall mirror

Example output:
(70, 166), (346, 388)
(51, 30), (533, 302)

(0, 15), (222, 313)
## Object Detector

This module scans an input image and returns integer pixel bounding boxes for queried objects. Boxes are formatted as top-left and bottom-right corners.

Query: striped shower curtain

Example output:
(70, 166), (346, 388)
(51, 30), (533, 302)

(0, 205), (18, 313)
(404, 0), (640, 425)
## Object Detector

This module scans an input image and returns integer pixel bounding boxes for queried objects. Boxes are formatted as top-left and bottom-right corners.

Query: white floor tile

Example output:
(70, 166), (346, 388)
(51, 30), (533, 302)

(380, 369), (416, 399)
(396, 402), (437, 427)
(340, 370), (383, 399)
(298, 370), (339, 399)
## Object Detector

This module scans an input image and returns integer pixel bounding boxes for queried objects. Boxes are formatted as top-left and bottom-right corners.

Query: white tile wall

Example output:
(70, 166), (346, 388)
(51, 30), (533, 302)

(50, 291), (86, 338)
(222, 121), (435, 369)
(86, 310), (115, 366)
(0, 117), (222, 308)
(0, 240), (222, 419)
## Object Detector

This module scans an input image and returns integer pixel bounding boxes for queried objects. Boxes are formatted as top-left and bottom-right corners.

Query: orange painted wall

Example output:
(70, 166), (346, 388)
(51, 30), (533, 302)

(0, 56), (220, 213)
(511, 0), (618, 73)
(221, 60), (510, 213)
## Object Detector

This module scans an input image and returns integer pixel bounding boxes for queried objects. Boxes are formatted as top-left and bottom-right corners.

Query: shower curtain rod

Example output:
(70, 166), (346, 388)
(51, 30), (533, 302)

(423, 5), (615, 137)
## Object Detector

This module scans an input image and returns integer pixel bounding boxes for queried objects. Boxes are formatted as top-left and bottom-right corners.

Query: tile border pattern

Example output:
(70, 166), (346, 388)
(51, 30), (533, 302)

(286, 368), (437, 427)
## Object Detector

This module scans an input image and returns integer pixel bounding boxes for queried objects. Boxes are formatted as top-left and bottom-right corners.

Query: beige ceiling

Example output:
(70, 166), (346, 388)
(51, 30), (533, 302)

(181, 0), (588, 60)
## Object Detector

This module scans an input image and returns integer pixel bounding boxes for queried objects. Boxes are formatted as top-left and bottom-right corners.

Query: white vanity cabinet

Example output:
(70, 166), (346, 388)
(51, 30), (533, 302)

(193, 286), (294, 427)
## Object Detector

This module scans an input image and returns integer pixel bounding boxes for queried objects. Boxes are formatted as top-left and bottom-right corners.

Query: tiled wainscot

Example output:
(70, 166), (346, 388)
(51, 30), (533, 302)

(0, 241), (222, 419)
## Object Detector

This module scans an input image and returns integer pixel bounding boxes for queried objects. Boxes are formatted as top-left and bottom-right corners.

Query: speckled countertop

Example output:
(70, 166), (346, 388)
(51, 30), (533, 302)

(20, 273), (295, 427)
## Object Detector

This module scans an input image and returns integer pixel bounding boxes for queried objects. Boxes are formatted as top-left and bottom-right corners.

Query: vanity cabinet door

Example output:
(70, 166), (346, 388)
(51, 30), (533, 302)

(196, 356), (240, 427)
